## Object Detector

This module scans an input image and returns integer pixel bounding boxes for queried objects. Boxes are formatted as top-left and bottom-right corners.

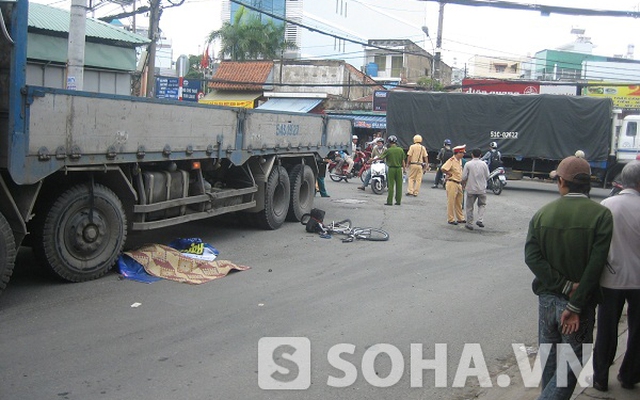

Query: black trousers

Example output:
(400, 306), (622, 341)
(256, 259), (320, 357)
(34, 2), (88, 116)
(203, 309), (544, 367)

(593, 287), (640, 385)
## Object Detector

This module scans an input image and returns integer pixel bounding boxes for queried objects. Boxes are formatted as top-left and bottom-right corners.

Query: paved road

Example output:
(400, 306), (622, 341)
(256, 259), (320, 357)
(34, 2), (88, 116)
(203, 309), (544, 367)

(0, 174), (612, 400)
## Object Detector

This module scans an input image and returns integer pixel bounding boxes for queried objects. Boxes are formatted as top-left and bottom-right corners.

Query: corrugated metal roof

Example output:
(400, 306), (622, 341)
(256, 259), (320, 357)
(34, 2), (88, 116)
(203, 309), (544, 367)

(28, 2), (149, 45)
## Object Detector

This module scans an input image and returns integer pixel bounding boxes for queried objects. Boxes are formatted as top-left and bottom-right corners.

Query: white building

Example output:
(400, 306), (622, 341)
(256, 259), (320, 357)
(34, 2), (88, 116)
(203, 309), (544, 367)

(220, 0), (428, 68)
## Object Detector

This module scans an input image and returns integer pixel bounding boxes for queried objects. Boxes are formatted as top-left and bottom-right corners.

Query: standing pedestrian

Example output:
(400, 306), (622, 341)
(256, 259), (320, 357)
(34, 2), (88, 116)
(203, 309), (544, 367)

(406, 134), (428, 197)
(316, 154), (331, 198)
(524, 156), (613, 399)
(380, 135), (406, 206)
(432, 139), (453, 188)
(440, 144), (466, 225)
(461, 148), (490, 230)
(592, 160), (640, 392)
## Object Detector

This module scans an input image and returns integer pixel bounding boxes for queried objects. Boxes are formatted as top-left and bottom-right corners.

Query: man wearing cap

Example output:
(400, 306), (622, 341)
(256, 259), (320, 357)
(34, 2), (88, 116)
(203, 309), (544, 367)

(405, 134), (429, 197)
(441, 145), (466, 224)
(525, 156), (613, 399)
(380, 135), (406, 206)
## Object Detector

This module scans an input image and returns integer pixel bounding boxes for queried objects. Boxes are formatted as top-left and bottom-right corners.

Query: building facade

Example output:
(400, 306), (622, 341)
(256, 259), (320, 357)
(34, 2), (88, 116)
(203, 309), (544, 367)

(220, 0), (429, 69)
(466, 55), (526, 81)
(26, 3), (148, 95)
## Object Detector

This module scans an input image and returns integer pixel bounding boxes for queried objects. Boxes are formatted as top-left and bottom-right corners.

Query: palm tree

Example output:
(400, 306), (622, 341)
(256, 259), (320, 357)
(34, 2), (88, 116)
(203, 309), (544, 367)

(208, 6), (297, 61)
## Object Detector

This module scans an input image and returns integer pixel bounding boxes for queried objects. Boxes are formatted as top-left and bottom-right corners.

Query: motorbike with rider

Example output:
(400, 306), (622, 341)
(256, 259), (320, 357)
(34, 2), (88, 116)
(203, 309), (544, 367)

(432, 139), (453, 189)
(482, 142), (507, 194)
(358, 137), (387, 192)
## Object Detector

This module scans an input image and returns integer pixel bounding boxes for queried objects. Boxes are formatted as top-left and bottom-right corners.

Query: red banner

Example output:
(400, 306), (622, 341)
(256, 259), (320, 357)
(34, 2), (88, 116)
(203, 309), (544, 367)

(462, 79), (540, 95)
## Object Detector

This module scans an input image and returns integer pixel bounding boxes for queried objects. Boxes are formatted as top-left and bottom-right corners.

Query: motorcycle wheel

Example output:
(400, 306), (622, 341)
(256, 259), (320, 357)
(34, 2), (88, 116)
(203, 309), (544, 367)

(329, 167), (342, 182)
(491, 178), (503, 195)
(371, 179), (384, 195)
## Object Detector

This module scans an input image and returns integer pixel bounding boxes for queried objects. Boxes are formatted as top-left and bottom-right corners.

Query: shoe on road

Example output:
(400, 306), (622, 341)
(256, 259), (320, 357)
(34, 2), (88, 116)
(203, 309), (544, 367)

(476, 221), (484, 228)
(465, 224), (474, 230)
(357, 186), (365, 191)
(448, 221), (458, 225)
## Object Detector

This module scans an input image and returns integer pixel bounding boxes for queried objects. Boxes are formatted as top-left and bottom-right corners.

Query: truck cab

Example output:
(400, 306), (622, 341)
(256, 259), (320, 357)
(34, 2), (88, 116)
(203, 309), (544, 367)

(617, 114), (640, 162)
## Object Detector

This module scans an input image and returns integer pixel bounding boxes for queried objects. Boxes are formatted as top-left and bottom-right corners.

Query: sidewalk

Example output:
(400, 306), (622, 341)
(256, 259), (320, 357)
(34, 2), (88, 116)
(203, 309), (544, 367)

(481, 314), (636, 400)
(573, 321), (636, 400)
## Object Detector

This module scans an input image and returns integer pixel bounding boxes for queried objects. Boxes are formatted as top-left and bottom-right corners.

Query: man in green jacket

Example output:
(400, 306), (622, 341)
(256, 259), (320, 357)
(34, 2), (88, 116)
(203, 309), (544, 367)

(380, 135), (406, 206)
(525, 156), (613, 400)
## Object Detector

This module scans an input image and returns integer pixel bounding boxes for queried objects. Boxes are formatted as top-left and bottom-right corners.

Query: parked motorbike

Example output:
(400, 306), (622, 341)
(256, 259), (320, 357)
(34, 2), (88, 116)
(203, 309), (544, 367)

(487, 166), (507, 195)
(369, 160), (387, 195)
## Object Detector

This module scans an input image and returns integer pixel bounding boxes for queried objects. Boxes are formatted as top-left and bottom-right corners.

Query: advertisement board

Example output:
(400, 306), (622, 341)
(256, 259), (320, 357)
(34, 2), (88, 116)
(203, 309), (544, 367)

(582, 83), (640, 111)
(372, 90), (389, 112)
(462, 79), (539, 95)
(155, 77), (203, 102)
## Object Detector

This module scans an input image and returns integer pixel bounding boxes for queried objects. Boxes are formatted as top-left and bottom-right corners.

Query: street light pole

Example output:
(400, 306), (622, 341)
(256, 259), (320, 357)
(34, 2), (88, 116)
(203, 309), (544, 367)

(421, 26), (435, 80)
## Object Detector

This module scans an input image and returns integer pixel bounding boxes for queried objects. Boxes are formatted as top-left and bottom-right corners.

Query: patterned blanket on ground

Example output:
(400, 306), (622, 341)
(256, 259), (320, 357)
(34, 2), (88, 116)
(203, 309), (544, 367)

(124, 244), (250, 285)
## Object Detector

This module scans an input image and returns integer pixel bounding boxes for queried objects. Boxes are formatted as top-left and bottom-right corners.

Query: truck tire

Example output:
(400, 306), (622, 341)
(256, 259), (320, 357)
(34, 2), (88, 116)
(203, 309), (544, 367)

(255, 166), (290, 230)
(0, 213), (17, 295)
(35, 183), (127, 282)
(286, 164), (315, 222)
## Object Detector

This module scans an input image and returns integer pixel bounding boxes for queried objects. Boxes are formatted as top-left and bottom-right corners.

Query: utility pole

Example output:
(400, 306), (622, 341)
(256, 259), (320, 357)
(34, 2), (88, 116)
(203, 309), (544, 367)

(434, 1), (445, 83)
(66, 0), (87, 90)
(145, 0), (161, 98)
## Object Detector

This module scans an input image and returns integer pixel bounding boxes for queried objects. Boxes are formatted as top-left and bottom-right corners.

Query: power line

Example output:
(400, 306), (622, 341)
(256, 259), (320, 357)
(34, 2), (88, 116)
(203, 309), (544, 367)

(416, 0), (640, 18)
(229, 0), (434, 60)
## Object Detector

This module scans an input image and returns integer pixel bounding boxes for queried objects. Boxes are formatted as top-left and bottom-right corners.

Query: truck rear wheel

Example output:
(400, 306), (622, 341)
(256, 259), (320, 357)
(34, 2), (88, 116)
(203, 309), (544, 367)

(35, 183), (127, 282)
(255, 166), (290, 230)
(286, 164), (315, 222)
(0, 213), (17, 295)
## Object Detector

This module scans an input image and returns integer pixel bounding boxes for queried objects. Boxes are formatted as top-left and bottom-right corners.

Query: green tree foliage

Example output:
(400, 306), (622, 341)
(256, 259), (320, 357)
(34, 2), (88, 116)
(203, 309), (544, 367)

(207, 6), (297, 61)
(184, 54), (206, 79)
(417, 76), (445, 91)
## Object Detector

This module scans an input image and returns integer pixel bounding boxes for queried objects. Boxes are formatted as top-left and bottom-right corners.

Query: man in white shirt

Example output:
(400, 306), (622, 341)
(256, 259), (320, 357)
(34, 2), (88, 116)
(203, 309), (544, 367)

(592, 160), (640, 391)
(461, 148), (490, 230)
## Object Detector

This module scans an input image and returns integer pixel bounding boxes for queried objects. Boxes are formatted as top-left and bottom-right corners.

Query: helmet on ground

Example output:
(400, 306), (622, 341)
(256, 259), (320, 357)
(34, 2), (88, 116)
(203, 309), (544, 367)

(490, 141), (497, 149)
(387, 135), (398, 144)
(352, 135), (358, 140)
(444, 139), (452, 146)
(413, 134), (423, 143)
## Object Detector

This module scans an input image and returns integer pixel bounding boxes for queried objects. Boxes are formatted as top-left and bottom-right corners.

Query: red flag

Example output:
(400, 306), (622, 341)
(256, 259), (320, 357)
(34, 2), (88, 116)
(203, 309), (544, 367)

(200, 45), (209, 69)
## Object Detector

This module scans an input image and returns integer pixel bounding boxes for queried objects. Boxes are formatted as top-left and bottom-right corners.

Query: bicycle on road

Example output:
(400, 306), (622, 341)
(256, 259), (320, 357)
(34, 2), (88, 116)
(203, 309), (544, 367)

(301, 216), (389, 242)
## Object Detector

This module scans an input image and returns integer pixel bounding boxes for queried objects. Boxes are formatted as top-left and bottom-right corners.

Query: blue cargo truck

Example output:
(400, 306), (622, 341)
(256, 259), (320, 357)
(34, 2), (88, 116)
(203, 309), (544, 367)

(0, 0), (352, 293)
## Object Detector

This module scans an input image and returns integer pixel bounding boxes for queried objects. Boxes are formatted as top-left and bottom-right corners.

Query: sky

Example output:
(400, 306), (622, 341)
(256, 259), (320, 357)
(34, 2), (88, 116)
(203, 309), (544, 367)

(30, 0), (640, 69)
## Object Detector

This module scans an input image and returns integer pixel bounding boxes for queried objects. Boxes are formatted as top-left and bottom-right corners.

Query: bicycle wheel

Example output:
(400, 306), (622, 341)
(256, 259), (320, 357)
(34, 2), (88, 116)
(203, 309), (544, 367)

(352, 227), (389, 241)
